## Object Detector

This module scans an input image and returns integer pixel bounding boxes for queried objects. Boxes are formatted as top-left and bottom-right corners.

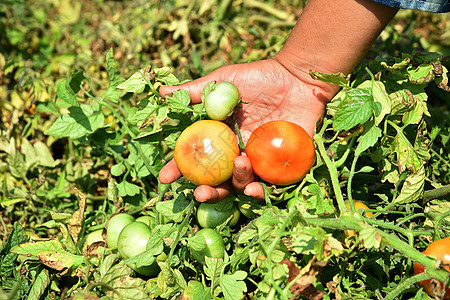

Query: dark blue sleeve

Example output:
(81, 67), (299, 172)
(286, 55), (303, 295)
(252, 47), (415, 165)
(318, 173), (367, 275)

(371, 0), (449, 12)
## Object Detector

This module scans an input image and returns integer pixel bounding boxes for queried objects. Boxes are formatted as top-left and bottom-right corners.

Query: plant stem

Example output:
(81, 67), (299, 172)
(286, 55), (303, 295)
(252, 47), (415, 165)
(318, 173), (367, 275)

(383, 272), (431, 300)
(305, 217), (449, 284)
(314, 133), (346, 214)
(167, 200), (195, 264)
(422, 184), (450, 205)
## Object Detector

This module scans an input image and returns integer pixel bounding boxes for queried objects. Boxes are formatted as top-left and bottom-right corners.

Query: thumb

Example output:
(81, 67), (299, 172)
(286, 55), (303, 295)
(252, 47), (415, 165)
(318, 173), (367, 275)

(159, 68), (226, 103)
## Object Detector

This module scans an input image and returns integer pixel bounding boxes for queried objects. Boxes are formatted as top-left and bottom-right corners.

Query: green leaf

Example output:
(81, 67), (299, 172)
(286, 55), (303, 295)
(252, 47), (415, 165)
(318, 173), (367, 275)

(56, 71), (85, 107)
(0, 222), (28, 277)
(394, 165), (426, 204)
(116, 180), (141, 197)
(166, 89), (191, 113)
(355, 121), (382, 156)
(27, 269), (50, 300)
(204, 257), (224, 291)
(156, 193), (190, 222)
(10, 239), (85, 272)
(155, 67), (180, 85)
(103, 48), (125, 103)
(200, 80), (216, 103)
(220, 270), (247, 300)
(180, 281), (212, 300)
(309, 70), (351, 88)
(358, 80), (391, 125)
(117, 68), (152, 93)
(333, 88), (374, 131)
(188, 233), (207, 252)
(45, 104), (104, 139)
(111, 162), (125, 176)
(237, 228), (257, 244)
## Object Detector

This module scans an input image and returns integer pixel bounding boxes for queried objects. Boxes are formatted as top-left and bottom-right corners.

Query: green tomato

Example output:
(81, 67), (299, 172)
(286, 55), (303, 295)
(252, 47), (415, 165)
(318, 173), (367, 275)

(117, 221), (160, 277)
(204, 81), (240, 120)
(191, 228), (225, 264)
(117, 222), (151, 259)
(196, 202), (240, 228)
(106, 213), (134, 249)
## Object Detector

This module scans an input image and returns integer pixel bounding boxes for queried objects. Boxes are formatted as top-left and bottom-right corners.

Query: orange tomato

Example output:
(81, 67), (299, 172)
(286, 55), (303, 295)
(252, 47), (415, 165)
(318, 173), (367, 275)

(174, 120), (239, 186)
(414, 237), (450, 299)
(245, 121), (315, 185)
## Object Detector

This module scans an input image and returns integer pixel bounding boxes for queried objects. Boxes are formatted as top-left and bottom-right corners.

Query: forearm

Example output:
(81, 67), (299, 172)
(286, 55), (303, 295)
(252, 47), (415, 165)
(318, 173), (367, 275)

(274, 0), (398, 77)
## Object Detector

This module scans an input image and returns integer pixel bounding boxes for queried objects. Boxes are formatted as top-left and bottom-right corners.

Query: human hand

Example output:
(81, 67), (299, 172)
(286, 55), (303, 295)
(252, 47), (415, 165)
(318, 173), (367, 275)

(158, 57), (339, 203)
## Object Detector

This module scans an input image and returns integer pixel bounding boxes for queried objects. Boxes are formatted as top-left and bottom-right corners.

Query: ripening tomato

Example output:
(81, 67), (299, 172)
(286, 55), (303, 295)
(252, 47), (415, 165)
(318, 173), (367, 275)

(414, 237), (450, 299)
(246, 121), (315, 185)
(174, 120), (240, 186)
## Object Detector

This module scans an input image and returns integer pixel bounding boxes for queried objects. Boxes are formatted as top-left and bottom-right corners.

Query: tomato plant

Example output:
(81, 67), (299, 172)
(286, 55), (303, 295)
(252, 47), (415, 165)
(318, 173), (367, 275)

(106, 213), (135, 249)
(246, 120), (315, 185)
(414, 237), (450, 299)
(203, 81), (240, 121)
(174, 120), (240, 186)
(191, 228), (225, 264)
(196, 201), (240, 228)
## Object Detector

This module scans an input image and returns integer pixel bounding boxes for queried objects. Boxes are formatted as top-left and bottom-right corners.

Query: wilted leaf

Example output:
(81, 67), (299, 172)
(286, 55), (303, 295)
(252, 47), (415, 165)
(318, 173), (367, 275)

(359, 227), (382, 249)
(394, 165), (426, 204)
(309, 71), (350, 88)
(68, 189), (87, 243)
(11, 239), (85, 274)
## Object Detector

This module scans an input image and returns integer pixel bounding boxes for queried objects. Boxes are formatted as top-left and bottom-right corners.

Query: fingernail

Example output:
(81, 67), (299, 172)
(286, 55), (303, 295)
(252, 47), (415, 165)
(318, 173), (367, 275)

(243, 187), (250, 196)
(236, 165), (245, 174)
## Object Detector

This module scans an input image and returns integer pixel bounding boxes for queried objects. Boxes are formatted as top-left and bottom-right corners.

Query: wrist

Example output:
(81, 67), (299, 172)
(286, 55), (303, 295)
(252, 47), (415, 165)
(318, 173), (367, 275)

(273, 0), (397, 87)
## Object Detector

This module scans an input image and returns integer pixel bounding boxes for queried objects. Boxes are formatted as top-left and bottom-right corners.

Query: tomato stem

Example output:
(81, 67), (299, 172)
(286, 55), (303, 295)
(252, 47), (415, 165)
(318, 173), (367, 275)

(231, 115), (246, 151)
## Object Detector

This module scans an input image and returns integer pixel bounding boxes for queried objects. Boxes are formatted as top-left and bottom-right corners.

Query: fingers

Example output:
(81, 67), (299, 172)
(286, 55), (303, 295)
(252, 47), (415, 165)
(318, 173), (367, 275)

(160, 155), (265, 202)
(158, 159), (182, 184)
(232, 156), (254, 191)
(194, 182), (232, 204)
(159, 70), (224, 103)
(243, 182), (265, 200)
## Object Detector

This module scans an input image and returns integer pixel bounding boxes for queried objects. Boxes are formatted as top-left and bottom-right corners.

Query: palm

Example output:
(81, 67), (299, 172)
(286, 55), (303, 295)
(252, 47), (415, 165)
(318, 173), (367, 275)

(215, 59), (331, 139)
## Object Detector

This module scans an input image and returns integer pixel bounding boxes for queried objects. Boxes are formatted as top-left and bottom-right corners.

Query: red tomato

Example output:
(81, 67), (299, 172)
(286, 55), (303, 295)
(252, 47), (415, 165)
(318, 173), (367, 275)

(245, 121), (315, 185)
(414, 237), (450, 299)
(174, 120), (240, 186)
